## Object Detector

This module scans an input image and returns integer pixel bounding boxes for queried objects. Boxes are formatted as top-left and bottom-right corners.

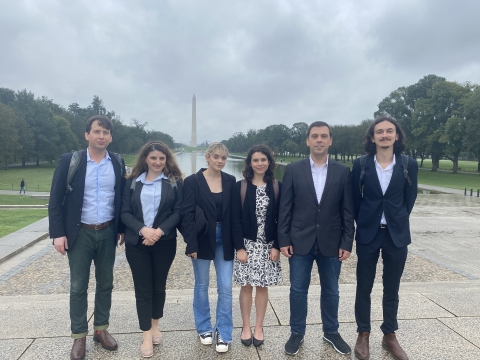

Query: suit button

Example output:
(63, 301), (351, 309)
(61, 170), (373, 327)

(317, 209), (320, 212)
(316, 224), (319, 227)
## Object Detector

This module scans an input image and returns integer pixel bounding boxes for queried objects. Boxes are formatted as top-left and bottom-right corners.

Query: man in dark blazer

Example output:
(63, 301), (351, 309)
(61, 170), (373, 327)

(351, 116), (418, 360)
(48, 115), (125, 360)
(278, 121), (355, 356)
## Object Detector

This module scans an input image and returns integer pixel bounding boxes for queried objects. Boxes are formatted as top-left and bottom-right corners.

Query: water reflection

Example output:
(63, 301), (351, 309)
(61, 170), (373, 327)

(175, 152), (286, 181)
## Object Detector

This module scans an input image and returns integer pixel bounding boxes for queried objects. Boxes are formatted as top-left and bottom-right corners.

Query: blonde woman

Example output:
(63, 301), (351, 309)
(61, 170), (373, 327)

(181, 142), (236, 353)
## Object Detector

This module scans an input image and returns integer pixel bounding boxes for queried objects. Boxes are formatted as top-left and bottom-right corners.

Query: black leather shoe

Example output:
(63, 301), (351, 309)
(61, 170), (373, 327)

(241, 327), (252, 346)
(253, 328), (264, 347)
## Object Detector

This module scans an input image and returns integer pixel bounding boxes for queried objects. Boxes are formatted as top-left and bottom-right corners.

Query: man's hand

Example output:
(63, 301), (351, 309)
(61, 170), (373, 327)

(155, 228), (164, 239)
(236, 249), (248, 263)
(280, 246), (293, 258)
(142, 239), (156, 246)
(270, 248), (280, 261)
(338, 248), (351, 261)
(54, 236), (68, 255)
(117, 233), (125, 246)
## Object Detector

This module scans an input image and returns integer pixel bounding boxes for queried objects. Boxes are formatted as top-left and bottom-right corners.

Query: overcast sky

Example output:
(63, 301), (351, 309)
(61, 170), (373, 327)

(1, 0), (479, 144)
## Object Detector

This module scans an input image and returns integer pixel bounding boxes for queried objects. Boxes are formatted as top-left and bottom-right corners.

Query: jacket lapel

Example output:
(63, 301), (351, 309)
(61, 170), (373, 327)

(221, 172), (230, 217)
(196, 169), (216, 210)
(318, 160), (335, 207)
(384, 154), (402, 196)
(302, 159), (318, 205)
(367, 156), (383, 195)
(134, 181), (144, 223)
(156, 178), (170, 216)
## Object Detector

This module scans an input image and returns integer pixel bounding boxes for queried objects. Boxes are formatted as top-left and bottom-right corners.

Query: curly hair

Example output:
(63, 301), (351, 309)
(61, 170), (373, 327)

(242, 144), (276, 183)
(364, 115), (407, 155)
(128, 141), (183, 182)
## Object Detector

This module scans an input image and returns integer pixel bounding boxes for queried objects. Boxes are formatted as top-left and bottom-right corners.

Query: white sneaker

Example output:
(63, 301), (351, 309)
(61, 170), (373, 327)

(216, 331), (229, 353)
(199, 332), (213, 345)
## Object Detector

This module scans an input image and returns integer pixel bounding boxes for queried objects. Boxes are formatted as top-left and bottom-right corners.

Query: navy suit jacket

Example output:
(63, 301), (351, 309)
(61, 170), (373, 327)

(351, 154), (418, 248)
(121, 177), (183, 246)
(278, 158), (355, 257)
(48, 150), (126, 250)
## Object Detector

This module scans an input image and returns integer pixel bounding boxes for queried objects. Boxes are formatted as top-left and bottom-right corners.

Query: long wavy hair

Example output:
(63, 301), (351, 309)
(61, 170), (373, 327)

(364, 115), (407, 155)
(242, 144), (276, 183)
(128, 141), (183, 182)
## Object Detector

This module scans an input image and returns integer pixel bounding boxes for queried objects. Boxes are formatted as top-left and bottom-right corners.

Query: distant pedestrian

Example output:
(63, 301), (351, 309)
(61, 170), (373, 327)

(20, 178), (26, 194)
(351, 115), (418, 360)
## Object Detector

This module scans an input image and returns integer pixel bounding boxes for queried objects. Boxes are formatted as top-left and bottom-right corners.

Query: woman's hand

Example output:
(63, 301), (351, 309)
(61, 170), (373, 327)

(140, 227), (160, 243)
(187, 252), (197, 260)
(236, 249), (248, 263)
(270, 248), (280, 261)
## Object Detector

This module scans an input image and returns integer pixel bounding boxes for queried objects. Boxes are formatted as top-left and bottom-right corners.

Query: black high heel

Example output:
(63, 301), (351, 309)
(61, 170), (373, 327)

(240, 327), (252, 347)
(253, 328), (264, 347)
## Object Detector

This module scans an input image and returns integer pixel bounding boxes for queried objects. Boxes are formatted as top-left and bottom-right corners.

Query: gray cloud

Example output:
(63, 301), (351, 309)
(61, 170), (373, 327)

(1, 0), (479, 143)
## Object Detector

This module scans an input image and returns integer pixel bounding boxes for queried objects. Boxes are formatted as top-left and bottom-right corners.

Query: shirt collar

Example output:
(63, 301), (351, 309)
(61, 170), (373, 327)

(86, 148), (111, 162)
(136, 172), (167, 184)
(309, 155), (329, 168)
(374, 154), (396, 167)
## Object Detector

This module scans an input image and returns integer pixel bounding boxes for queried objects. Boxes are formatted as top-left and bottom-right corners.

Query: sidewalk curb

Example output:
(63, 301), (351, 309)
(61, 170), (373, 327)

(0, 232), (49, 265)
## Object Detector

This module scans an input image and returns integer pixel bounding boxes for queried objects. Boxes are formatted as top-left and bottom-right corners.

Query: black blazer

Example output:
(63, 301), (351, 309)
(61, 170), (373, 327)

(231, 180), (282, 251)
(278, 158), (355, 257)
(121, 177), (184, 246)
(351, 154), (418, 248)
(48, 150), (126, 250)
(181, 169), (236, 261)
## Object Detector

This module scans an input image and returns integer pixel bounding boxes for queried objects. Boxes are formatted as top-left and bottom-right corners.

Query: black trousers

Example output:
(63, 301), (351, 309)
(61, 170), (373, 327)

(126, 239), (176, 331)
(355, 227), (408, 334)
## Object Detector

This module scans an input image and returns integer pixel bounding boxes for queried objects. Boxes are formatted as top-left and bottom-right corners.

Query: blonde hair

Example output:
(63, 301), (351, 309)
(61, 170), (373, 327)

(205, 142), (229, 157)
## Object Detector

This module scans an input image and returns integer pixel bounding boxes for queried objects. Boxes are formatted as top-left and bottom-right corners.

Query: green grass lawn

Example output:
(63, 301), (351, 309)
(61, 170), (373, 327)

(418, 170), (480, 190)
(0, 194), (49, 205)
(0, 164), (58, 192)
(0, 209), (48, 238)
(418, 159), (479, 172)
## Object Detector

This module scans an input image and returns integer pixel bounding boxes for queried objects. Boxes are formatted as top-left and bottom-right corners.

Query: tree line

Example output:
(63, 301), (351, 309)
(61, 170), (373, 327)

(0, 88), (174, 169)
(222, 75), (480, 173)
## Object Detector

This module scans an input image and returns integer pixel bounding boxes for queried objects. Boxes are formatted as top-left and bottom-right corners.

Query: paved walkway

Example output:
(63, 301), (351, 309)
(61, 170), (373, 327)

(0, 193), (479, 359)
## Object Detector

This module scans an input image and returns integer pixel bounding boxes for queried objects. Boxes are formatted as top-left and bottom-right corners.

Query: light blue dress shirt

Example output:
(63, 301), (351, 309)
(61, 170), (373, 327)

(81, 149), (115, 225)
(137, 172), (167, 228)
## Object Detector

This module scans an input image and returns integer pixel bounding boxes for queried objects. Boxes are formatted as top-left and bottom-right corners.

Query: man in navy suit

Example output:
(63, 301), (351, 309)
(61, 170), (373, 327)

(351, 116), (418, 360)
(48, 115), (125, 360)
(278, 121), (355, 356)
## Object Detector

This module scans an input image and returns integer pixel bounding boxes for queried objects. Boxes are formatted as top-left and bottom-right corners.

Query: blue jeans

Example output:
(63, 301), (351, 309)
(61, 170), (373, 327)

(67, 225), (116, 338)
(191, 223), (233, 342)
(289, 243), (342, 335)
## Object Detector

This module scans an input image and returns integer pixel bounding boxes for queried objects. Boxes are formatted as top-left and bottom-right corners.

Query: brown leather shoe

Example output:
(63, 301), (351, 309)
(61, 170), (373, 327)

(354, 332), (370, 360)
(382, 333), (408, 360)
(93, 330), (118, 351)
(70, 337), (86, 360)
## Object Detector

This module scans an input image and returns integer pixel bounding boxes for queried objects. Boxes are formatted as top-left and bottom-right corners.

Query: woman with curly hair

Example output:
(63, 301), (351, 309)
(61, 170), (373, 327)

(120, 141), (183, 358)
(231, 144), (282, 347)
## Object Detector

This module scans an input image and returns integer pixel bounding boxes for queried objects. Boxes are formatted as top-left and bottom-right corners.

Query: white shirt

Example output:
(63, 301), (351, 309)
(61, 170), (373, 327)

(81, 149), (115, 225)
(374, 155), (396, 225)
(309, 156), (328, 204)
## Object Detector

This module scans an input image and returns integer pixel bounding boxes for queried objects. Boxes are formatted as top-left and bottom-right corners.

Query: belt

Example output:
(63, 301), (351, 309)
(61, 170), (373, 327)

(81, 220), (114, 231)
(380, 223), (388, 229)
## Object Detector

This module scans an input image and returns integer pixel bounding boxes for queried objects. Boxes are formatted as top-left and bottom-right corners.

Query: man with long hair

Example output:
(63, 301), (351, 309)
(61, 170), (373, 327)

(351, 115), (418, 360)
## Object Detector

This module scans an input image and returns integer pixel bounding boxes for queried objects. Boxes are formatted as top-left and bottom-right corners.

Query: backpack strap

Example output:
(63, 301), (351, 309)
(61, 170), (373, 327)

(400, 154), (413, 186)
(359, 155), (367, 196)
(66, 150), (84, 195)
(240, 179), (247, 208)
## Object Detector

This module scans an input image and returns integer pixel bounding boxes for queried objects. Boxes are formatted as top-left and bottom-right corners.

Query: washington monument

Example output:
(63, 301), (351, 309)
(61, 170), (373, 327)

(191, 94), (197, 147)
